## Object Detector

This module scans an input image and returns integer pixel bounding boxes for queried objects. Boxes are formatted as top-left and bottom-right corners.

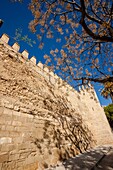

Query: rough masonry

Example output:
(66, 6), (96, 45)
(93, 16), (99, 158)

(0, 34), (113, 170)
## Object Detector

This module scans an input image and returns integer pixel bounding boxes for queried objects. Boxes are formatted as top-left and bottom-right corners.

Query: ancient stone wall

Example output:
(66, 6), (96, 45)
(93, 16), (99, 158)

(0, 34), (113, 170)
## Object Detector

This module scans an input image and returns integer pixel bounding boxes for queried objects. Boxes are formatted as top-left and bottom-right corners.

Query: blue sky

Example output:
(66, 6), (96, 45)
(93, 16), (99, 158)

(0, 0), (112, 106)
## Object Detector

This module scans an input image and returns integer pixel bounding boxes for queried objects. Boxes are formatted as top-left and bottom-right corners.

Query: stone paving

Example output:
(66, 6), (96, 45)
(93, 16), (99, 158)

(47, 145), (113, 170)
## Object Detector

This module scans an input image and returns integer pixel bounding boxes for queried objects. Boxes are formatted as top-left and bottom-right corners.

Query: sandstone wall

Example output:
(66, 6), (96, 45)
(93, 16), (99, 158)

(0, 34), (113, 170)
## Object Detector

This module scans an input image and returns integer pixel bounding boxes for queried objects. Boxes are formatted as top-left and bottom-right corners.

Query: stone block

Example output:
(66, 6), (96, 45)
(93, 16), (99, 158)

(0, 153), (9, 163)
(9, 51), (18, 60)
(3, 107), (13, 116)
(49, 76), (56, 85)
(12, 121), (22, 126)
(20, 107), (30, 114)
(16, 126), (27, 133)
(1, 144), (15, 152)
(16, 160), (24, 168)
(49, 71), (54, 77)
(1, 31), (113, 170)
(26, 114), (34, 119)
(24, 156), (35, 165)
(4, 102), (14, 109)
(0, 137), (12, 144)
(13, 115), (23, 122)
(0, 130), (10, 138)
(19, 152), (30, 159)
(0, 107), (4, 115)
(30, 56), (36, 65)
(14, 105), (20, 111)
(54, 74), (59, 79)
(5, 125), (14, 131)
(22, 50), (29, 59)
(13, 137), (23, 144)
(43, 74), (49, 81)
(12, 42), (20, 52)
(1, 34), (9, 43)
(37, 62), (43, 69)
(12, 110), (21, 117)
(0, 118), (6, 125)
(23, 162), (38, 170)
(9, 153), (20, 161)
(44, 67), (49, 73)
(1, 125), (6, 131)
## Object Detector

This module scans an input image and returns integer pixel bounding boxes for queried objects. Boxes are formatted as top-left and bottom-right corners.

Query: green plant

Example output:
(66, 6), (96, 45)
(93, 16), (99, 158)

(104, 104), (113, 129)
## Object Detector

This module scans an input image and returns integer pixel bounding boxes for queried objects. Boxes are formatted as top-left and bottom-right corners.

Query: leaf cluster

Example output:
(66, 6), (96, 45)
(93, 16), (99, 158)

(14, 28), (36, 47)
(28, 0), (113, 86)
(104, 104), (113, 129)
(101, 82), (113, 103)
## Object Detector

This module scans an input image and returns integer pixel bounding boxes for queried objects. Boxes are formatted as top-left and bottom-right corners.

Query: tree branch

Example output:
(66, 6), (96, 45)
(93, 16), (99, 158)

(74, 76), (113, 83)
(80, 0), (113, 42)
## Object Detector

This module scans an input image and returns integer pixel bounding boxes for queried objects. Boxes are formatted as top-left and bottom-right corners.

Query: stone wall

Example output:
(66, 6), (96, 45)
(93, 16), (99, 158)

(0, 34), (113, 170)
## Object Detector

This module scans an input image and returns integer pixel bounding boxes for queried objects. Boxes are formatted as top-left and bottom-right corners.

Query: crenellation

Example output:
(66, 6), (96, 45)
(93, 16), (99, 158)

(88, 82), (93, 89)
(67, 84), (74, 94)
(92, 89), (100, 103)
(85, 84), (89, 90)
(78, 86), (81, 92)
(0, 33), (94, 91)
(54, 74), (59, 79)
(0, 39), (12, 52)
(0, 33), (113, 170)
(12, 42), (20, 52)
(81, 85), (85, 91)
(57, 77), (63, 86)
(22, 50), (29, 60)
(44, 67), (49, 73)
(78, 85), (88, 93)
(37, 62), (43, 69)
(49, 76), (56, 85)
(30, 56), (36, 65)
(49, 71), (54, 77)
(1, 33), (9, 43)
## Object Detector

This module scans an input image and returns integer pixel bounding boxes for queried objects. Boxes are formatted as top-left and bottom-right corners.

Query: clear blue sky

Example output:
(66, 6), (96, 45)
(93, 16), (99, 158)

(0, 0), (112, 106)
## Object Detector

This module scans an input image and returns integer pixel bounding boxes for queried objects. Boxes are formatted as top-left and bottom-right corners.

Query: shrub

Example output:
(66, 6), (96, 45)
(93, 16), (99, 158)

(104, 104), (113, 129)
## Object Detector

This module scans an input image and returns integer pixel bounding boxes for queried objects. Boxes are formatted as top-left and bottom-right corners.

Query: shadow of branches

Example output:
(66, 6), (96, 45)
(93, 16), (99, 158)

(33, 83), (95, 166)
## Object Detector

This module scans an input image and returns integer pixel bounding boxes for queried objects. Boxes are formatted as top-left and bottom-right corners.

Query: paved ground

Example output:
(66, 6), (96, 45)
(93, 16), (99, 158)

(47, 145), (113, 170)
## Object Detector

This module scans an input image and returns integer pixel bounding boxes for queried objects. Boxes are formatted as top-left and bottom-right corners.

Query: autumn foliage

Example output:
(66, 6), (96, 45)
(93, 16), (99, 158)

(28, 0), (113, 86)
(101, 82), (113, 103)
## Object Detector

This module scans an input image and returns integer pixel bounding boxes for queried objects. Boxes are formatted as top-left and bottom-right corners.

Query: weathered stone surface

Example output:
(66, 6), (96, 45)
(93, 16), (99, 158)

(0, 153), (9, 163)
(12, 42), (20, 52)
(47, 146), (113, 170)
(0, 137), (12, 144)
(0, 34), (113, 170)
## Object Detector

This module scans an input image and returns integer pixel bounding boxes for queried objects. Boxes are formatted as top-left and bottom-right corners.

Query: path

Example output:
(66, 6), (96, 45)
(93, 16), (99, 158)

(47, 145), (113, 170)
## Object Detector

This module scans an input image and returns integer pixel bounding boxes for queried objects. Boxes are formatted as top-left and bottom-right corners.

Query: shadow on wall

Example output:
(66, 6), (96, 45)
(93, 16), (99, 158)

(32, 84), (95, 168)
(62, 146), (113, 170)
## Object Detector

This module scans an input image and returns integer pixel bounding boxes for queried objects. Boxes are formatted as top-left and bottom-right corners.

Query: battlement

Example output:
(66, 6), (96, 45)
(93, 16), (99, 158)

(0, 33), (113, 170)
(0, 33), (99, 102)
(0, 34), (56, 80)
